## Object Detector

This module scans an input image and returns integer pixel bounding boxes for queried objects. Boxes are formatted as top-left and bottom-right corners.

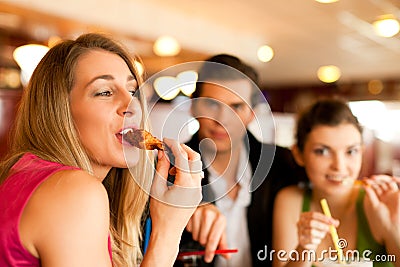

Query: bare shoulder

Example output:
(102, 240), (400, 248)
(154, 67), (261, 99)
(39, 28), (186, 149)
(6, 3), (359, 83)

(35, 169), (109, 209)
(275, 185), (304, 204)
(272, 185), (305, 260)
(273, 185), (306, 252)
(274, 185), (305, 215)
(20, 169), (110, 259)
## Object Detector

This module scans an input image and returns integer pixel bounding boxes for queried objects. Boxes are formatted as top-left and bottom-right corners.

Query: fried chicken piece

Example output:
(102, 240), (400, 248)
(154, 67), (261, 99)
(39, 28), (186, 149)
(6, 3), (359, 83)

(123, 129), (164, 150)
(123, 129), (175, 167)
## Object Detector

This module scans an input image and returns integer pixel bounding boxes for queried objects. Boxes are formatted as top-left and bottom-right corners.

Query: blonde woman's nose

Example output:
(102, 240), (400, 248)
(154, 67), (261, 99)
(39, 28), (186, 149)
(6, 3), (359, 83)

(119, 90), (138, 117)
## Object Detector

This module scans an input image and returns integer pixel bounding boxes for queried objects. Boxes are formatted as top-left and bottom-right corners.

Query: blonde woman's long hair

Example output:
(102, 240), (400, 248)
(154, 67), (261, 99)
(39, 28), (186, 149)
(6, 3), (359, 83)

(0, 33), (153, 266)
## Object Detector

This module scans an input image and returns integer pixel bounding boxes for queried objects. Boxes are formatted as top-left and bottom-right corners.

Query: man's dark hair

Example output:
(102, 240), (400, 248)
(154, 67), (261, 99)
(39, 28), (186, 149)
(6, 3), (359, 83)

(192, 54), (261, 106)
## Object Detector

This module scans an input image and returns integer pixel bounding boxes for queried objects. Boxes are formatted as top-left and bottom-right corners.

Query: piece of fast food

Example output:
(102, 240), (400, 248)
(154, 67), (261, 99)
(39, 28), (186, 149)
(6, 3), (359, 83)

(122, 128), (175, 166)
(352, 179), (369, 187)
(122, 128), (164, 150)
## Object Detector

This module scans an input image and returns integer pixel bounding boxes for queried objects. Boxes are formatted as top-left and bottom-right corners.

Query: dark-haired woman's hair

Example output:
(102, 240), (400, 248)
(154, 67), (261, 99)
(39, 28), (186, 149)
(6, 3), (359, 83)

(295, 98), (363, 152)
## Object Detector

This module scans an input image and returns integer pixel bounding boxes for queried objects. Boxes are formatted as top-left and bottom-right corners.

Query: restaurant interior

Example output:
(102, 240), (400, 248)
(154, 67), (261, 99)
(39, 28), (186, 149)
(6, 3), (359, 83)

(1, 0), (400, 177)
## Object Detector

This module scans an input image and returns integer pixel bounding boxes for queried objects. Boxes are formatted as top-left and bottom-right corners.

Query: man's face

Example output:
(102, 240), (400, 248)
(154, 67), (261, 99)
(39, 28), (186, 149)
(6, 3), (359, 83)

(191, 79), (254, 154)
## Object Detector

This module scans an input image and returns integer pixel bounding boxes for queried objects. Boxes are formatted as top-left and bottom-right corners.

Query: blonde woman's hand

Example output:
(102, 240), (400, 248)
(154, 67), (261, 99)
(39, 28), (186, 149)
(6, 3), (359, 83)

(150, 139), (203, 236)
(296, 211), (339, 251)
(142, 139), (203, 266)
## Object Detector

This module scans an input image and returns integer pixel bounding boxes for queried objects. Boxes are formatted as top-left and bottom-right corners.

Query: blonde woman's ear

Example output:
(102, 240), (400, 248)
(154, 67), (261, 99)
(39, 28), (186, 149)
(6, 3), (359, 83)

(291, 145), (305, 167)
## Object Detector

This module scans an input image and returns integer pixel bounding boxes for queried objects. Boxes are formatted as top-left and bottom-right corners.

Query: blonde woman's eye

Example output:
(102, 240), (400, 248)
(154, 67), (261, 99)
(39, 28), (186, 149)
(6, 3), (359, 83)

(95, 90), (113, 97)
(130, 89), (140, 98)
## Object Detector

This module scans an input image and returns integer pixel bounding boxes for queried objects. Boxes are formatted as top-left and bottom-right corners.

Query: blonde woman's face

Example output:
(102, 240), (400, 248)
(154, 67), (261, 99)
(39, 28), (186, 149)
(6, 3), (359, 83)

(70, 50), (142, 177)
(296, 123), (363, 194)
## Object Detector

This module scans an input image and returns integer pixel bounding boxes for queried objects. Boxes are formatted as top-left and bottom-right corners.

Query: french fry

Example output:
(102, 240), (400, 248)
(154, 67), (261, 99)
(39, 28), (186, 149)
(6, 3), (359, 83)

(320, 198), (345, 264)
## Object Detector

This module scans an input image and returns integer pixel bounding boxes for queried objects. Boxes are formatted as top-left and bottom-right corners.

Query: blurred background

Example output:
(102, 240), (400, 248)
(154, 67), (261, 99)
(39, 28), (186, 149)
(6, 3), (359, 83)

(1, 0), (400, 176)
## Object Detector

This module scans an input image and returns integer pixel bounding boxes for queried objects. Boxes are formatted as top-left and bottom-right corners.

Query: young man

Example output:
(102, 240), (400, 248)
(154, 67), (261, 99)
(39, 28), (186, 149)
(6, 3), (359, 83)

(179, 54), (306, 267)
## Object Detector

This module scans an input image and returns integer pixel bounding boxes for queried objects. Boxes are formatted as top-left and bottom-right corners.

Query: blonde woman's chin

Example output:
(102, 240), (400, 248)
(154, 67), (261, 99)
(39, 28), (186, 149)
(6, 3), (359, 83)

(123, 147), (140, 168)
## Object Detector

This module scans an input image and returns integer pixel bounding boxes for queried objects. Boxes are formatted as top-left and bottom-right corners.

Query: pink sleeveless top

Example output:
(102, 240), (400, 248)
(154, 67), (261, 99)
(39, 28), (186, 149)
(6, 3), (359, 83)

(0, 153), (113, 266)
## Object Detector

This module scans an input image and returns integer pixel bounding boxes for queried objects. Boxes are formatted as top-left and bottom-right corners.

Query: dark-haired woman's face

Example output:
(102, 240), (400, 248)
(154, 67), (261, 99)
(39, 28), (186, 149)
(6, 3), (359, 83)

(69, 50), (142, 178)
(297, 123), (363, 195)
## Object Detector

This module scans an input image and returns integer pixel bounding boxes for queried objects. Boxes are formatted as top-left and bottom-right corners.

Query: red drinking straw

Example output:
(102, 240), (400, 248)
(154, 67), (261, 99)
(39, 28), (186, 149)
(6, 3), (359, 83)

(177, 249), (238, 259)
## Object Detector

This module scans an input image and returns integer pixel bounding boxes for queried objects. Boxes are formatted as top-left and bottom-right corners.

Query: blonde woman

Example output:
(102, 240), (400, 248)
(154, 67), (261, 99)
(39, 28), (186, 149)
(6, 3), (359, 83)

(0, 33), (202, 267)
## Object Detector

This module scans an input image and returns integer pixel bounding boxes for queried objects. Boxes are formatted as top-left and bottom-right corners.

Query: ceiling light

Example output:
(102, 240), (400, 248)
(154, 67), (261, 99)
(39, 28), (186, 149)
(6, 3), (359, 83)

(153, 70), (198, 100)
(153, 36), (181, 57)
(373, 16), (400, 38)
(13, 44), (49, 85)
(368, 79), (384, 95)
(315, 0), (339, 3)
(133, 60), (145, 77)
(154, 76), (180, 100)
(177, 70), (198, 96)
(257, 45), (274, 62)
(317, 65), (341, 83)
